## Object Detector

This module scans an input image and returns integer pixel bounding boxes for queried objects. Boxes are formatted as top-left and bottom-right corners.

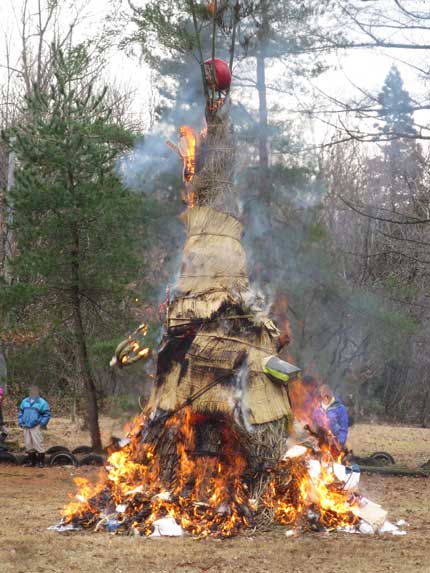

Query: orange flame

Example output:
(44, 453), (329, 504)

(263, 445), (359, 530)
(288, 376), (321, 427)
(62, 405), (359, 536)
(179, 126), (196, 183)
(62, 409), (252, 538)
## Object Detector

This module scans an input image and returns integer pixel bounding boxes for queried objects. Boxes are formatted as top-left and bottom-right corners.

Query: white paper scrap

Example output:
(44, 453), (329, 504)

(150, 516), (184, 537)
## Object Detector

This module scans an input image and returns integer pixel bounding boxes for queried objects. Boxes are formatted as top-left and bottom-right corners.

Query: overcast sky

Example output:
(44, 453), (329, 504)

(0, 0), (428, 144)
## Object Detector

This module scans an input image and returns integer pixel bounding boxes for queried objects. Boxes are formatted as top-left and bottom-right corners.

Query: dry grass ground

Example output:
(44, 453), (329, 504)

(0, 421), (429, 573)
(5, 415), (125, 452)
(349, 423), (430, 467)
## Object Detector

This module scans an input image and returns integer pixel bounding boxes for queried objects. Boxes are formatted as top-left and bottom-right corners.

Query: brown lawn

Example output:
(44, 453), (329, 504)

(0, 421), (429, 573)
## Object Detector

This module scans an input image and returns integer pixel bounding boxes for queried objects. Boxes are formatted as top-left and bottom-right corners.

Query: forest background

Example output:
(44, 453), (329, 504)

(1, 0), (430, 448)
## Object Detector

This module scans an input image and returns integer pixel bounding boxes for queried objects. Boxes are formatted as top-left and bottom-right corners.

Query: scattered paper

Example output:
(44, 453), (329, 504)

(283, 445), (308, 459)
(379, 520), (407, 535)
(150, 516), (184, 537)
(358, 520), (375, 535)
(48, 522), (81, 532)
(307, 459), (322, 482)
(152, 491), (172, 502)
(358, 499), (388, 529)
(333, 463), (360, 490)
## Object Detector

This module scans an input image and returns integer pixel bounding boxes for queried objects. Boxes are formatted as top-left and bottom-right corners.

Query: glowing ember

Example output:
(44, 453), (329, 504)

(207, 97), (225, 114)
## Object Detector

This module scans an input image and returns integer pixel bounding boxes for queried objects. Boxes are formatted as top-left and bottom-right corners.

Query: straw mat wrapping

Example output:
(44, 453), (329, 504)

(175, 207), (248, 296)
(153, 323), (291, 425)
(150, 207), (291, 424)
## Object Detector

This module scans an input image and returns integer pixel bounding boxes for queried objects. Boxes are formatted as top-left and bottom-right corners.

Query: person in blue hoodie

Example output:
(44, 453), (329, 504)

(18, 385), (51, 467)
(312, 384), (349, 452)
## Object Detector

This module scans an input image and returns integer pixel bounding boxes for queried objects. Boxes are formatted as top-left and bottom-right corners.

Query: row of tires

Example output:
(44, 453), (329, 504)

(0, 445), (396, 468)
(0, 444), (105, 467)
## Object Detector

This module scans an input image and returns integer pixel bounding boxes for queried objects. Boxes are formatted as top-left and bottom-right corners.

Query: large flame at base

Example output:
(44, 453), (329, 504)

(62, 409), (253, 538)
(61, 408), (361, 538)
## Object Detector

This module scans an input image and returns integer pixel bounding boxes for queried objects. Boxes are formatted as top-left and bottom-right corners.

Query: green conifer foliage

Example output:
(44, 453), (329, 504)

(378, 64), (416, 139)
(1, 44), (142, 449)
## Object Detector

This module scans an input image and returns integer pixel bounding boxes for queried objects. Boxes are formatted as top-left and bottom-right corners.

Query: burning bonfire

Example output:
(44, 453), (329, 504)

(58, 407), (396, 538)
(54, 58), (403, 540)
(59, 405), (360, 537)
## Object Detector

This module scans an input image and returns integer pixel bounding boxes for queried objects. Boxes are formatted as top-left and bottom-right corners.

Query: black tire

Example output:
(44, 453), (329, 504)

(49, 451), (78, 467)
(72, 445), (93, 455)
(0, 451), (19, 464)
(46, 445), (71, 455)
(78, 454), (105, 467)
(370, 451), (395, 466)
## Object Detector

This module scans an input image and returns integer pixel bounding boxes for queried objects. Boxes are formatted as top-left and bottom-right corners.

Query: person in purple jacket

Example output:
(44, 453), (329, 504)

(312, 384), (349, 450)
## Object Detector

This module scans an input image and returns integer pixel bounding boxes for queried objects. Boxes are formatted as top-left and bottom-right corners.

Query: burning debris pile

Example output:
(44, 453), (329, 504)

(56, 411), (404, 538)
(262, 441), (407, 536)
(53, 58), (404, 540)
(264, 444), (362, 533)
(60, 408), (253, 538)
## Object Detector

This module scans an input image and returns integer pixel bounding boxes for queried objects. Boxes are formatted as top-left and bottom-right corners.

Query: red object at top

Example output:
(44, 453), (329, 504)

(204, 58), (232, 91)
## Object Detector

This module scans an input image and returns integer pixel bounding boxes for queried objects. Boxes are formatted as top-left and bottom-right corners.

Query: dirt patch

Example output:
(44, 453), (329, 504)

(0, 424), (429, 573)
(0, 467), (428, 573)
(349, 423), (430, 466)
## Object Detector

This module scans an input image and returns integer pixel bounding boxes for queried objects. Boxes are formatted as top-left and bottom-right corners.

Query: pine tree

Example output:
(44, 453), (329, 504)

(1, 44), (142, 450)
(378, 65), (416, 139)
(377, 65), (423, 211)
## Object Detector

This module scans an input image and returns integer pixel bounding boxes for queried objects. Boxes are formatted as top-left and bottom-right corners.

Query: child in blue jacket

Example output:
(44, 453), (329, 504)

(18, 385), (51, 467)
(312, 384), (349, 451)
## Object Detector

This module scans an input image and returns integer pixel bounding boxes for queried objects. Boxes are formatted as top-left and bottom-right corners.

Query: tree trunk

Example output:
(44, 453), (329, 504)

(256, 50), (269, 199)
(71, 226), (102, 451)
(256, 0), (270, 200)
(0, 351), (7, 393)
(0, 144), (16, 394)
